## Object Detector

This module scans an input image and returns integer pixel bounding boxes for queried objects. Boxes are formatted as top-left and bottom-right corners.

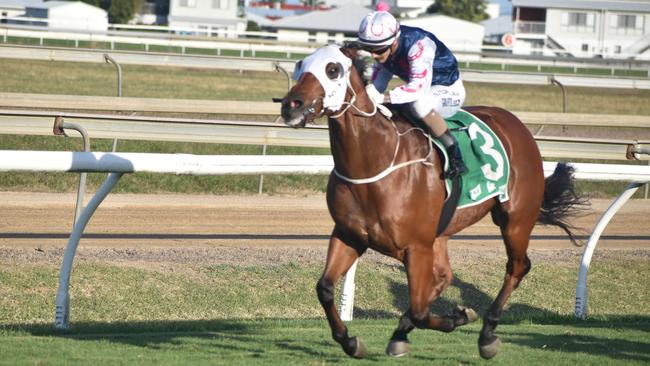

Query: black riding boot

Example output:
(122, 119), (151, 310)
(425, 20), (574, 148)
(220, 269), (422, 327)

(437, 130), (467, 179)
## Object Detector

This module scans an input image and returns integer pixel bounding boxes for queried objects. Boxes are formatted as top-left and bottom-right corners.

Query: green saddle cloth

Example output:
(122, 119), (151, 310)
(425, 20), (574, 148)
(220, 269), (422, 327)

(435, 109), (510, 208)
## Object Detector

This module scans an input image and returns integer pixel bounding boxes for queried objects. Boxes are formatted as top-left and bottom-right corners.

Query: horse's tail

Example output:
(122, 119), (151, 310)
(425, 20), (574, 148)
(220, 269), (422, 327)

(538, 162), (589, 245)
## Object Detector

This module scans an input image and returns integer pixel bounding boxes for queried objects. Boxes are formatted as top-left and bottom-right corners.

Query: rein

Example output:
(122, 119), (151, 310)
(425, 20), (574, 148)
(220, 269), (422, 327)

(330, 83), (377, 119)
(329, 80), (434, 185)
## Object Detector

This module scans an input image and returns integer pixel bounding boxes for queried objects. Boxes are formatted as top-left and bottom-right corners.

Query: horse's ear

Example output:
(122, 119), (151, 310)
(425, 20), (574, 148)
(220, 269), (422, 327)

(292, 60), (304, 81)
(340, 45), (358, 59)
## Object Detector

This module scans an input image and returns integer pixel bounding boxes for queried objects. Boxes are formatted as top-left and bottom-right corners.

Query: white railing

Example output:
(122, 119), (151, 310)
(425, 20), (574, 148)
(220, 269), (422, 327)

(1, 108), (648, 161)
(3, 23), (650, 71)
(2, 44), (648, 88)
(0, 150), (648, 327)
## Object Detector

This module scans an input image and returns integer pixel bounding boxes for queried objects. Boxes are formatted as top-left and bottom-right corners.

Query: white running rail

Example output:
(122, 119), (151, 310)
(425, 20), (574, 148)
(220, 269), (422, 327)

(0, 151), (648, 325)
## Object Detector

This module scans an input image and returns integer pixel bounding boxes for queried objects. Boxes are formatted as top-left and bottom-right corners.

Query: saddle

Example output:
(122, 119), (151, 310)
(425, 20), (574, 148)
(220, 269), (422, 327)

(385, 105), (511, 236)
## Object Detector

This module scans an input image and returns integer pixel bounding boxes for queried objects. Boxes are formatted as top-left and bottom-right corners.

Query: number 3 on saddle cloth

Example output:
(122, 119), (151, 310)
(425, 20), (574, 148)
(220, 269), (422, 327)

(442, 109), (511, 208)
(420, 109), (511, 235)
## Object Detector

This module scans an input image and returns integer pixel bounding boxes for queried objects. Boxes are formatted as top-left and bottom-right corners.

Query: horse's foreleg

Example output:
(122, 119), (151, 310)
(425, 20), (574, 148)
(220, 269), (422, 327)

(317, 231), (366, 358)
(405, 246), (456, 332)
(387, 237), (463, 357)
(479, 222), (532, 359)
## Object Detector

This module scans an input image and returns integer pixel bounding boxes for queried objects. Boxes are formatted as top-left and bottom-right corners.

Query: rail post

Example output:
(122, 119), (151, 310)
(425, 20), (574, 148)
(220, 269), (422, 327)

(104, 54), (122, 150)
(550, 77), (567, 113)
(53, 117), (90, 227)
(54, 172), (124, 329)
(339, 259), (359, 321)
(574, 182), (644, 319)
(103, 54), (122, 97)
(274, 62), (292, 92)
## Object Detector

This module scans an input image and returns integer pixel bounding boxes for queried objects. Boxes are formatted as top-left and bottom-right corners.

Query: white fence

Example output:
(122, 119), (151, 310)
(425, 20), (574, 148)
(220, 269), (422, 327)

(3, 22), (650, 68)
(2, 44), (649, 89)
(1, 150), (649, 326)
(1, 108), (648, 161)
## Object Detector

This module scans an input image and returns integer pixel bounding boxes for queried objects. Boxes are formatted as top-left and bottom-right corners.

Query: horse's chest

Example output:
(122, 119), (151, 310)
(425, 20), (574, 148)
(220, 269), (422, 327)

(332, 201), (407, 258)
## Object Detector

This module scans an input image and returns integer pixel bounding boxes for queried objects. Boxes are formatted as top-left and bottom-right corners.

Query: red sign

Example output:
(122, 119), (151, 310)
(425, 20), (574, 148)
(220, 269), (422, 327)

(501, 33), (515, 48)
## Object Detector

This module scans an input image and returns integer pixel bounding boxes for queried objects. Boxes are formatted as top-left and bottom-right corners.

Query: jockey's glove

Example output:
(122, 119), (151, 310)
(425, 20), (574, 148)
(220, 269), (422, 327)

(365, 84), (385, 105)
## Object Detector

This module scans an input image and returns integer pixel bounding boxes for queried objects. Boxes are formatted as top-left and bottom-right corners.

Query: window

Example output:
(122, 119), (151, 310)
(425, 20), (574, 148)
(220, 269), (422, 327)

(179, 0), (196, 7)
(610, 14), (644, 35)
(581, 44), (589, 52)
(561, 12), (595, 33)
(212, 0), (229, 9)
(569, 13), (587, 26)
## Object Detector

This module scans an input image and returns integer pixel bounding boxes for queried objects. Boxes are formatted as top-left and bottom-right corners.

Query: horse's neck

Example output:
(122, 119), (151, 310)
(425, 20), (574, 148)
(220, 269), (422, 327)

(328, 96), (398, 178)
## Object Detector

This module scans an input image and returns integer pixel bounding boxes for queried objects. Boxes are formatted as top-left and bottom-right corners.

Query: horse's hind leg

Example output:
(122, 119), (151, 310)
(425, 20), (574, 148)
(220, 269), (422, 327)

(387, 237), (477, 357)
(479, 209), (534, 359)
(317, 230), (367, 358)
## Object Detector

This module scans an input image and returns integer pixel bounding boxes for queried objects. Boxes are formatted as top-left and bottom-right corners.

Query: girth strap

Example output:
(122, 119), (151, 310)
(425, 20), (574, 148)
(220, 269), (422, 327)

(436, 175), (462, 236)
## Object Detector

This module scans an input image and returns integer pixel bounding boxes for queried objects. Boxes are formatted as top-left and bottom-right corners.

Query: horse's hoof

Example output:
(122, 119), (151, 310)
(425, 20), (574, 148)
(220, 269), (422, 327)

(386, 340), (410, 357)
(453, 305), (479, 326)
(349, 336), (368, 359)
(479, 337), (501, 359)
(456, 305), (478, 323)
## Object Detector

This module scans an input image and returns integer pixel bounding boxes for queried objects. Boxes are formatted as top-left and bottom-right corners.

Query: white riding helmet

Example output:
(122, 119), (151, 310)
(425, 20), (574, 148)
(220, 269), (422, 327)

(357, 11), (400, 49)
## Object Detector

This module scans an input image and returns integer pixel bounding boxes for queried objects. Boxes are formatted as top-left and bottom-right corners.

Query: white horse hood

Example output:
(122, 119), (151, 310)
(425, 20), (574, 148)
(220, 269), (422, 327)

(293, 45), (351, 112)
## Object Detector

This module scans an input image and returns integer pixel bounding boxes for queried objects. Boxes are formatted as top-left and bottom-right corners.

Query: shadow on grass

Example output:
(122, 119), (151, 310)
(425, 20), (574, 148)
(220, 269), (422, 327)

(356, 271), (650, 329)
(1, 273), (648, 363)
(351, 271), (650, 363)
(506, 329), (650, 363)
(0, 318), (369, 363)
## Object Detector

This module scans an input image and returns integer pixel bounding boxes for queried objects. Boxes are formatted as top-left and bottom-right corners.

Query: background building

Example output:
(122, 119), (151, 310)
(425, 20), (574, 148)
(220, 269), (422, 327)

(402, 14), (485, 52)
(0, 0), (42, 21)
(511, 0), (650, 59)
(168, 0), (245, 36)
(266, 3), (370, 43)
(24, 1), (107, 32)
(1, 0), (108, 32)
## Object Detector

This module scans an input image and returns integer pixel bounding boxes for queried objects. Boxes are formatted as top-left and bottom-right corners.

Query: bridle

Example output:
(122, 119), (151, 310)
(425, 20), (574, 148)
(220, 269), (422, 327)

(330, 82), (377, 119)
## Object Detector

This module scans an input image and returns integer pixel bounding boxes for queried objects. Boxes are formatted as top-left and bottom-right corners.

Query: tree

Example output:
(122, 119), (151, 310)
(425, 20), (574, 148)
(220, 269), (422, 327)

(427, 0), (489, 23)
(80, 0), (102, 6)
(80, 0), (140, 24)
(108, 0), (141, 24)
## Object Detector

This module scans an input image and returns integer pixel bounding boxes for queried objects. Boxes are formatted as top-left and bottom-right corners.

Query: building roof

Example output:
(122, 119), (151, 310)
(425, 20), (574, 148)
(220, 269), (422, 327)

(24, 1), (107, 17)
(246, 6), (305, 20)
(245, 10), (275, 27)
(0, 0), (44, 10)
(481, 14), (513, 36)
(268, 3), (371, 33)
(32, 1), (70, 9)
(511, 0), (650, 12)
(402, 14), (484, 31)
(168, 15), (243, 26)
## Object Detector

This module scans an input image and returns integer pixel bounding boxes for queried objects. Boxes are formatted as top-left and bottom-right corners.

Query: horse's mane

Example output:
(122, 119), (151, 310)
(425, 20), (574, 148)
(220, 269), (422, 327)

(341, 43), (372, 85)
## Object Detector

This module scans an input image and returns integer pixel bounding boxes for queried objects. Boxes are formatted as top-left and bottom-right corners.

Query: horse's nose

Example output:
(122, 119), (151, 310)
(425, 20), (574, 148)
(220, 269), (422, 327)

(282, 94), (304, 110)
(281, 93), (304, 119)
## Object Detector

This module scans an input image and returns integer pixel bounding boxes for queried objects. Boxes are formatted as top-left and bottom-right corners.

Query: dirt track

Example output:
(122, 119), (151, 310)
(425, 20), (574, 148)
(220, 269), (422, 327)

(0, 192), (648, 267)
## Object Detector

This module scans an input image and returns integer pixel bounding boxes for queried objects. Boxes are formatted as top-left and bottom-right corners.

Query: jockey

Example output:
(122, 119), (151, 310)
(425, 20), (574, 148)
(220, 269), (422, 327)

(357, 10), (467, 179)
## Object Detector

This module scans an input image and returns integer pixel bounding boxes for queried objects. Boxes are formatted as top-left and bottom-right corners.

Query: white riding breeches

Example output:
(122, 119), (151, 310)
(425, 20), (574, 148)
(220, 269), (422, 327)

(409, 77), (466, 119)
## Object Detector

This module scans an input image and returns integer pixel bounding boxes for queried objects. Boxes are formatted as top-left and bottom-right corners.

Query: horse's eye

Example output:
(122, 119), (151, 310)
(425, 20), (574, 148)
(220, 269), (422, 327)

(326, 63), (341, 80)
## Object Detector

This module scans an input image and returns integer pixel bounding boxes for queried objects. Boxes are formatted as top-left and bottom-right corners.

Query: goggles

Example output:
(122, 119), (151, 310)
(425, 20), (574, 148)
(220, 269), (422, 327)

(361, 44), (392, 55)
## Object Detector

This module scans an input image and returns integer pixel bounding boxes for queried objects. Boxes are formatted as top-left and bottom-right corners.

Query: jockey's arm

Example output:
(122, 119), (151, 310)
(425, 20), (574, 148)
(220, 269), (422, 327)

(387, 38), (435, 105)
(371, 64), (392, 93)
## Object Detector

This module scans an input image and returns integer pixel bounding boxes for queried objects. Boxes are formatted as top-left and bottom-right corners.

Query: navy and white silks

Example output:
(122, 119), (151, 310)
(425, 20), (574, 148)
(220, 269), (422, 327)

(371, 26), (466, 119)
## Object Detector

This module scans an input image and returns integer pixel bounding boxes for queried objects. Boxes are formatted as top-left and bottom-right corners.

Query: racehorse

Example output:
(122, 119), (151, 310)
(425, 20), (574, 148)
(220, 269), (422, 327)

(279, 45), (585, 360)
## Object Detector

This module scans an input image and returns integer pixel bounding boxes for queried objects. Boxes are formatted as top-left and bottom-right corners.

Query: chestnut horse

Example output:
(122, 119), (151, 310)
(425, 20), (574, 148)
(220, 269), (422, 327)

(280, 45), (583, 360)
